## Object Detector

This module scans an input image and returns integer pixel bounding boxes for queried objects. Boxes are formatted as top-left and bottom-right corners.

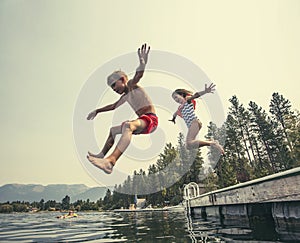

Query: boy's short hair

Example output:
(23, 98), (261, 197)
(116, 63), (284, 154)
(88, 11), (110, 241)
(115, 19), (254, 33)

(107, 70), (128, 87)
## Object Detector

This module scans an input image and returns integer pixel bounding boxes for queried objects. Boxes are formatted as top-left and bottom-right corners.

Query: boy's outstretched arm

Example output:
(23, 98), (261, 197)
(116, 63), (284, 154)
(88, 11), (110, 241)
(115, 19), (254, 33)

(87, 103), (115, 120)
(87, 95), (126, 120)
(130, 43), (150, 85)
(188, 83), (216, 101)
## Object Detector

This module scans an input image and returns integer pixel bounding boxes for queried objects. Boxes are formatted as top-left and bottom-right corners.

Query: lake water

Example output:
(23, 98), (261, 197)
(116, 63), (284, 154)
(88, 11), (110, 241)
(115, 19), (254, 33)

(0, 211), (285, 242)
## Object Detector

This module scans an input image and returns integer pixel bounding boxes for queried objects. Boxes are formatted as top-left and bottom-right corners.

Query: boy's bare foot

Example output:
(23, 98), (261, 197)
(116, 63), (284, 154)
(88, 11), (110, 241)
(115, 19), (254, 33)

(87, 155), (113, 174)
(88, 151), (104, 158)
(211, 140), (225, 155)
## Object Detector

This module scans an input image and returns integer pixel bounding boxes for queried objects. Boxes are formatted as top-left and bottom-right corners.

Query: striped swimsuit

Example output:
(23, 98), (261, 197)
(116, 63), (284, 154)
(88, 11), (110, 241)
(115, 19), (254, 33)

(179, 102), (197, 128)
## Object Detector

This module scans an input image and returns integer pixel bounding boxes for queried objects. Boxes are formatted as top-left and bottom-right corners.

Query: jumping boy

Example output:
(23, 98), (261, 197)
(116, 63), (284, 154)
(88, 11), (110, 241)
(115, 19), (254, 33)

(86, 44), (158, 174)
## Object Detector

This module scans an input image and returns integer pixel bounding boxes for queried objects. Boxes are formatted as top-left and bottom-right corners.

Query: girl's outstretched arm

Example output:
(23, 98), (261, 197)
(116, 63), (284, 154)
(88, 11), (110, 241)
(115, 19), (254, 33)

(187, 83), (216, 101)
(168, 111), (178, 124)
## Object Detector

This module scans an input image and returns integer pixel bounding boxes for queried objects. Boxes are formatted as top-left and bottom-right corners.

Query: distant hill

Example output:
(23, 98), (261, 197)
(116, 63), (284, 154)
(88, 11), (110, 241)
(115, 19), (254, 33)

(0, 184), (113, 202)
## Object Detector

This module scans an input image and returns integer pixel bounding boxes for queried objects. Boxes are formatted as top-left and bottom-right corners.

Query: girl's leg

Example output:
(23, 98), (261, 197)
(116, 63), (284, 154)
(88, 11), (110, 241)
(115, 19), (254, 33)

(88, 125), (122, 158)
(87, 118), (147, 174)
(186, 120), (208, 149)
(186, 120), (224, 154)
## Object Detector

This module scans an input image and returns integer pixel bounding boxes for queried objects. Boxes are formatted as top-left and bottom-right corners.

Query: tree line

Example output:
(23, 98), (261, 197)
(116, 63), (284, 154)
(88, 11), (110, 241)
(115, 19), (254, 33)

(211, 92), (300, 188)
(0, 195), (105, 213)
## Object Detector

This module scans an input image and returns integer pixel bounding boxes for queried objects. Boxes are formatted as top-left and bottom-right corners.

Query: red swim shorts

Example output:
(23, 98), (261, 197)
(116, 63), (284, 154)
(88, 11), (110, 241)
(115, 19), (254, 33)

(135, 113), (158, 135)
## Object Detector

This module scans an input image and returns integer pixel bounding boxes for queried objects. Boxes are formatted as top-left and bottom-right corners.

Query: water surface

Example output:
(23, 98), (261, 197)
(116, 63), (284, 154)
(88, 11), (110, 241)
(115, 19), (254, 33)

(0, 211), (284, 242)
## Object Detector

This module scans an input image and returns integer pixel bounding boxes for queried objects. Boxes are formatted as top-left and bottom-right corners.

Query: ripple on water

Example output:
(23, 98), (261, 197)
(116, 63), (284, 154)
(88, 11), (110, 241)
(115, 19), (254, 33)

(0, 210), (288, 242)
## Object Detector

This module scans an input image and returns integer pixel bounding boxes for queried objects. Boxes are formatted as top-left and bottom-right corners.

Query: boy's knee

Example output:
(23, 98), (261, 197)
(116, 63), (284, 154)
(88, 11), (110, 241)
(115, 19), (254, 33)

(109, 127), (118, 136)
(109, 127), (115, 134)
(122, 121), (134, 132)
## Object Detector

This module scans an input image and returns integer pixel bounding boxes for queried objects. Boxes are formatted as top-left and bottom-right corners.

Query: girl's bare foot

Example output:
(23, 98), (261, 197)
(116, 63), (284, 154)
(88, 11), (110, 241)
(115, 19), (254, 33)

(88, 151), (104, 158)
(211, 140), (225, 154)
(87, 155), (113, 174)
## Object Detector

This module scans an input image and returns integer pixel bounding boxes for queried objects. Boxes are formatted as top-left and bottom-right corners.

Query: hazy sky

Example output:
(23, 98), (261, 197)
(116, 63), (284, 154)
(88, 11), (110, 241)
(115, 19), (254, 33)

(1, 0), (299, 188)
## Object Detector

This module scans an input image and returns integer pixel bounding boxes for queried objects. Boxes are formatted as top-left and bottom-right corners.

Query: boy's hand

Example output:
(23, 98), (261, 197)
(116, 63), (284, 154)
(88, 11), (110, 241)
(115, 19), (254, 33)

(87, 110), (98, 120)
(204, 83), (216, 94)
(138, 43), (150, 65)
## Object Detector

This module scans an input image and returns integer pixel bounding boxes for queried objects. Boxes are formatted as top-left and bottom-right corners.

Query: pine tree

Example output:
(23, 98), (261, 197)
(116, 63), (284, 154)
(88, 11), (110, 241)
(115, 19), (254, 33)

(206, 122), (226, 169)
(228, 96), (254, 166)
(269, 93), (297, 168)
(248, 101), (278, 174)
(61, 195), (70, 210)
(222, 114), (245, 181)
(290, 111), (300, 165)
(215, 154), (237, 187)
(102, 189), (113, 210)
(269, 93), (295, 152)
(132, 169), (147, 195)
(203, 168), (218, 192)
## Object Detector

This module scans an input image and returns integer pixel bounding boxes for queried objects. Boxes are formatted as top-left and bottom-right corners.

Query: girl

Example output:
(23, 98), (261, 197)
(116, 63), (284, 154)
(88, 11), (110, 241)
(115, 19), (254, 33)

(169, 83), (224, 154)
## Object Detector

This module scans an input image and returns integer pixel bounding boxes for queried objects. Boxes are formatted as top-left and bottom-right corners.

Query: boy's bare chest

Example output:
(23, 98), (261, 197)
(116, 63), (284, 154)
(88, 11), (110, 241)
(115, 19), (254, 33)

(124, 87), (152, 110)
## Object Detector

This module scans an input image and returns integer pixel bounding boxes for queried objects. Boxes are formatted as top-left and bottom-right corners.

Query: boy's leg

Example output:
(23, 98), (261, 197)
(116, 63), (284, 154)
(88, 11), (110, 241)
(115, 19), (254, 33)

(88, 125), (122, 158)
(109, 118), (147, 162)
(87, 118), (147, 174)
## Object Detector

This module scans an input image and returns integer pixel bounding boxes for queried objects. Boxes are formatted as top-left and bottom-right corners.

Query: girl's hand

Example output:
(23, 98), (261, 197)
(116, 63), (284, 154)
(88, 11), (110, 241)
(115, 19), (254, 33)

(204, 83), (216, 94)
(168, 117), (176, 124)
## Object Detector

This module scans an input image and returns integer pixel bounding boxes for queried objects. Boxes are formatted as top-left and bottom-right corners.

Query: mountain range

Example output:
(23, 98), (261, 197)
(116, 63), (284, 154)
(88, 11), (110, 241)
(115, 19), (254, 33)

(0, 184), (113, 202)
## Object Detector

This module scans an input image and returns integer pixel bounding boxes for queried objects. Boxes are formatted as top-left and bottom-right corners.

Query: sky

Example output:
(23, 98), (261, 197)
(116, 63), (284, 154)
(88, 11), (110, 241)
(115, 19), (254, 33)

(1, 0), (299, 188)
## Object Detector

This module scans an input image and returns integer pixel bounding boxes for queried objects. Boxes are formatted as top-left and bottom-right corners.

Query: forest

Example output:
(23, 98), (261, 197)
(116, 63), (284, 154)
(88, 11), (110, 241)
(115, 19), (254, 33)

(0, 195), (104, 213)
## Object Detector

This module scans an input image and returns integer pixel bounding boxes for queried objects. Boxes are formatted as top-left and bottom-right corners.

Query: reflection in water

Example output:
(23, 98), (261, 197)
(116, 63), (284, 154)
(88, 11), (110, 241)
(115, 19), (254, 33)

(187, 212), (284, 243)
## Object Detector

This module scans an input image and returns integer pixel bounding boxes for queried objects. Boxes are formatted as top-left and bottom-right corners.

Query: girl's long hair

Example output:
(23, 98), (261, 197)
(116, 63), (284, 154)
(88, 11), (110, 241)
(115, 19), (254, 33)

(173, 88), (193, 98)
(173, 88), (196, 108)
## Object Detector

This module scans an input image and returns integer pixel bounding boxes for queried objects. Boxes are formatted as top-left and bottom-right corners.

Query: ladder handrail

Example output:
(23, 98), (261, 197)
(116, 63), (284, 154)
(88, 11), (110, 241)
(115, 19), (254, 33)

(183, 182), (200, 200)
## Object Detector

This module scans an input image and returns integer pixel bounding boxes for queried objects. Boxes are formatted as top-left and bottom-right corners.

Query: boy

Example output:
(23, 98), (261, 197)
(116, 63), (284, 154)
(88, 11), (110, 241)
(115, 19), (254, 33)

(87, 44), (158, 174)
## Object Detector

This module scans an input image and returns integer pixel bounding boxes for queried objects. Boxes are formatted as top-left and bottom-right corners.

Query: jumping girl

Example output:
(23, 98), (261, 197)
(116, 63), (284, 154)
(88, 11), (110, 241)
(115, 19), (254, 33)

(169, 83), (224, 154)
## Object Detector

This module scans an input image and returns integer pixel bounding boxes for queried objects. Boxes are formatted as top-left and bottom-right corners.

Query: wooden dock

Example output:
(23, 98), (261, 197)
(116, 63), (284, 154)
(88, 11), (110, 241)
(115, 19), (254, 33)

(183, 167), (300, 241)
